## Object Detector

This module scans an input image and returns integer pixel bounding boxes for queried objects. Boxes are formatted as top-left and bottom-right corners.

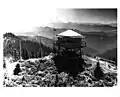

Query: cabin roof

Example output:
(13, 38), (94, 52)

(56, 30), (84, 38)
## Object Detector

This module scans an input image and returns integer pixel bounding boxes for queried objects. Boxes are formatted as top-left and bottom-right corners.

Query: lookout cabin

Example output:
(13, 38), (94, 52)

(53, 30), (86, 76)
(54, 30), (86, 56)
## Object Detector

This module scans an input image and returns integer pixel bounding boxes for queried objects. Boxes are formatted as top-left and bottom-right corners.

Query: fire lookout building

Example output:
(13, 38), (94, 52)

(53, 30), (86, 76)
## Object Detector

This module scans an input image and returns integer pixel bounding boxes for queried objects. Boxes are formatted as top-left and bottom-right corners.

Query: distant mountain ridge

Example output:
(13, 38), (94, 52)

(98, 48), (117, 62)
(82, 47), (99, 57)
(18, 33), (117, 58)
(48, 22), (117, 33)
(4, 22), (117, 60)
(16, 23), (117, 39)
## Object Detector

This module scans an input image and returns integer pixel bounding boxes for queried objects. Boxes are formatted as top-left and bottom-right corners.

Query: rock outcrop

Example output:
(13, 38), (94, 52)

(3, 54), (117, 87)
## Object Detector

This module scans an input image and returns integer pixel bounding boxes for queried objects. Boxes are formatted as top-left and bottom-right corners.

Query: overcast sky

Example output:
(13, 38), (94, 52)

(56, 9), (117, 23)
(4, 8), (117, 34)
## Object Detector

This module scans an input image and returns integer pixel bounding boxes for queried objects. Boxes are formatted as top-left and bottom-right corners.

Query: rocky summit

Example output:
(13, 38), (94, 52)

(3, 54), (117, 87)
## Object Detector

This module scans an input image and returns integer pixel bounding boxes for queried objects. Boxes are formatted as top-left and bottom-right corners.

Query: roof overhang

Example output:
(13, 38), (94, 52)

(56, 30), (84, 38)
